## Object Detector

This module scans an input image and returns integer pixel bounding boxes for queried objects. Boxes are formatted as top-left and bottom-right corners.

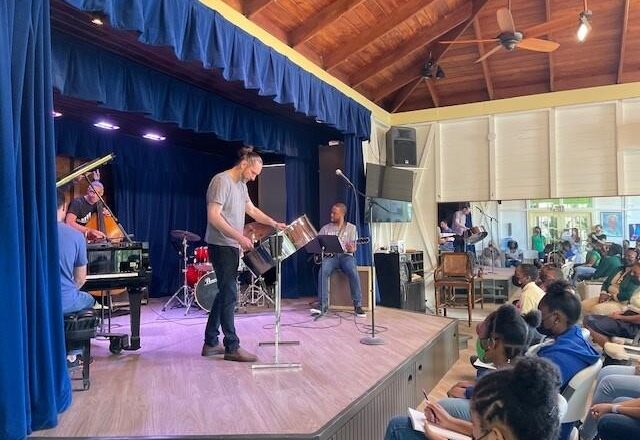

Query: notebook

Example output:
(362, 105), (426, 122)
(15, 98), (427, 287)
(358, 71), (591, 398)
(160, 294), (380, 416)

(408, 407), (471, 440)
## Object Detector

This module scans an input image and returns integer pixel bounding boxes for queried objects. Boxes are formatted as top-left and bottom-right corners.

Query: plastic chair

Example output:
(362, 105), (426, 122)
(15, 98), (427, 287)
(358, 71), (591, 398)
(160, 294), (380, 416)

(561, 359), (603, 425)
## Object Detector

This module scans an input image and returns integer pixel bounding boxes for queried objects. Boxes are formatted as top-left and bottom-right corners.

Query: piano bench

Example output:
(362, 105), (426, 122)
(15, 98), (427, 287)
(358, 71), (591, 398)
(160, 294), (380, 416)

(64, 310), (99, 391)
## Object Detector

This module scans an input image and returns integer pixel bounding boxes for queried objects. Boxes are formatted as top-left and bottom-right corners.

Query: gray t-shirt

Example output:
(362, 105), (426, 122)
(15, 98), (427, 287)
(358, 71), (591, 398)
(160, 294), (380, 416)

(318, 222), (357, 255)
(205, 171), (250, 247)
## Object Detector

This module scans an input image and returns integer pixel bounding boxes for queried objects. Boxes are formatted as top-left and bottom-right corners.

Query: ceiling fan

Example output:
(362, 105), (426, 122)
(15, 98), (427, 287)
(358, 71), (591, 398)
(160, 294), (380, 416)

(440, 3), (562, 63)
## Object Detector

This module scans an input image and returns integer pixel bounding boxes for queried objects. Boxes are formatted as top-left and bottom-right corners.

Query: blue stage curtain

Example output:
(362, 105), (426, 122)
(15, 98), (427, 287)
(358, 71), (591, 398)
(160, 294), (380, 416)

(282, 155), (320, 297)
(344, 134), (372, 266)
(51, 32), (327, 159)
(55, 118), (231, 296)
(0, 1), (72, 439)
(62, 0), (370, 140)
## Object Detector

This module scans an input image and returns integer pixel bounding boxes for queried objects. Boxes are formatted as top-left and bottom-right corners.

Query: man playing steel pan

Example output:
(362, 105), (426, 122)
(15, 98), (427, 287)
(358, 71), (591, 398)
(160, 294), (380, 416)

(201, 147), (285, 362)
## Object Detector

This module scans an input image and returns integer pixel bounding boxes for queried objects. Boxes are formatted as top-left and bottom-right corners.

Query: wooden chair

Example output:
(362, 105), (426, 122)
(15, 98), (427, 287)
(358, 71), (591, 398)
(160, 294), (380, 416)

(434, 252), (483, 326)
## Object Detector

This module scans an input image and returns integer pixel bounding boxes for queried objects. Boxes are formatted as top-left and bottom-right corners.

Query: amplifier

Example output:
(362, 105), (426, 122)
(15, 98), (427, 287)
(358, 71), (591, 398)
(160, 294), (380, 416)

(329, 266), (372, 311)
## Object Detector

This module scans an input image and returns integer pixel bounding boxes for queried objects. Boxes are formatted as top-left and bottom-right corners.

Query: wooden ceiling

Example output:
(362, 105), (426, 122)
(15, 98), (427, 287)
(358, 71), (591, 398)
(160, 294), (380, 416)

(222, 0), (640, 112)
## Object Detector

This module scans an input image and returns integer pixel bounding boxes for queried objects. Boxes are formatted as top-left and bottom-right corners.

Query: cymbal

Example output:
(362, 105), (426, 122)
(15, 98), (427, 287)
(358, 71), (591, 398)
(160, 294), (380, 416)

(170, 229), (201, 242)
(243, 222), (274, 242)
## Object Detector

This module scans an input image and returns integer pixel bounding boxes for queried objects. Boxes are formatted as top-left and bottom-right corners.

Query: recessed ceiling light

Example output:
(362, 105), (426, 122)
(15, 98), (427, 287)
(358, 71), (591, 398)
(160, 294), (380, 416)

(143, 133), (166, 141)
(52, 110), (63, 118)
(91, 16), (104, 26)
(94, 121), (120, 130)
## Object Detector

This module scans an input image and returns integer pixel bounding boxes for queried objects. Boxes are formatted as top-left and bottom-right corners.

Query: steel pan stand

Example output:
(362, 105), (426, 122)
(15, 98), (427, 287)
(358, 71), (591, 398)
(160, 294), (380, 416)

(253, 231), (301, 370)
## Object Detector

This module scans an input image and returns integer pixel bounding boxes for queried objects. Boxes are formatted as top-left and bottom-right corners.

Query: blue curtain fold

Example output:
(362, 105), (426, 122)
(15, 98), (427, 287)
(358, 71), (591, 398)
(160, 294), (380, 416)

(51, 31), (329, 159)
(0, 1), (72, 439)
(62, 0), (371, 139)
(344, 135), (372, 266)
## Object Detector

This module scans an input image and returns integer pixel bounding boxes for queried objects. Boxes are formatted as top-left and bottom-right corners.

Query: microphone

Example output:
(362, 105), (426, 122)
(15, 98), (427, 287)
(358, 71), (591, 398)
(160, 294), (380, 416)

(335, 169), (354, 187)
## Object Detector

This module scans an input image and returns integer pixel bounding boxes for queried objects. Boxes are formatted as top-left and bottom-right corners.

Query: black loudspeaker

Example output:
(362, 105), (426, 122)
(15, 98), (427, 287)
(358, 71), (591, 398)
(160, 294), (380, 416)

(386, 126), (417, 167)
(318, 143), (344, 226)
(374, 251), (425, 312)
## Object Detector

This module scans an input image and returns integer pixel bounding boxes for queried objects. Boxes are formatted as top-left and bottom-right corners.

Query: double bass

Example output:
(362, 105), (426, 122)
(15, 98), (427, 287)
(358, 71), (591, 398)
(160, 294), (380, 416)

(86, 200), (125, 242)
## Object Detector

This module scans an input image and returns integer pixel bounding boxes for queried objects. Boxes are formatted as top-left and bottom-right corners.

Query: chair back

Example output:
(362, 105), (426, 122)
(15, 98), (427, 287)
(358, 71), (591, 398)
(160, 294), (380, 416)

(561, 359), (603, 423)
(439, 252), (472, 278)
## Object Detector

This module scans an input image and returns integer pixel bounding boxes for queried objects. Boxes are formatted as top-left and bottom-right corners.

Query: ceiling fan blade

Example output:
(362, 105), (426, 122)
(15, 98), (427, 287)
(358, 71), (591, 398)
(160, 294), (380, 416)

(440, 39), (500, 44)
(522, 14), (578, 38)
(518, 38), (560, 52)
(496, 7), (516, 33)
(475, 44), (503, 63)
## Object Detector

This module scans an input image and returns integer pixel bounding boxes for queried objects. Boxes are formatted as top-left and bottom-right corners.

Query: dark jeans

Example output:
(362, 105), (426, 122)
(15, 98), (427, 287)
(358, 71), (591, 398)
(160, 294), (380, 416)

(318, 254), (362, 308)
(204, 244), (240, 352)
(598, 398), (640, 440)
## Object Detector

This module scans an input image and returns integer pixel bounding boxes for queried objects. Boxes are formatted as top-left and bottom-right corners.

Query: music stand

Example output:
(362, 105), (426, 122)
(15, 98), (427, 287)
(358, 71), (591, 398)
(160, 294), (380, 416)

(305, 235), (344, 317)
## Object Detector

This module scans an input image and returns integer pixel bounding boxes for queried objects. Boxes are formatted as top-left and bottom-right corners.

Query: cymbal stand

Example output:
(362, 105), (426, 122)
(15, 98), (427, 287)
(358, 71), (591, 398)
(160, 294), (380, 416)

(244, 273), (273, 307)
(162, 236), (195, 314)
(253, 231), (301, 370)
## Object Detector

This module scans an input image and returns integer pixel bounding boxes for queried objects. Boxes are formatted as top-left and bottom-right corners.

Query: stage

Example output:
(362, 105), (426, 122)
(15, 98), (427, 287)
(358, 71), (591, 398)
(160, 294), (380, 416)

(33, 299), (458, 440)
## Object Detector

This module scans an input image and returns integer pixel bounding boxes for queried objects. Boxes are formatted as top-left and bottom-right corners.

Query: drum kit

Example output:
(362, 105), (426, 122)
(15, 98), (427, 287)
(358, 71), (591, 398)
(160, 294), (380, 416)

(162, 215), (319, 315)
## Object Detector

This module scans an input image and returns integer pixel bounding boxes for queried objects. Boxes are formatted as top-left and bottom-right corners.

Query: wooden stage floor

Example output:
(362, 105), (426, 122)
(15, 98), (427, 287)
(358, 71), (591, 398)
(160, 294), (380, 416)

(33, 299), (458, 439)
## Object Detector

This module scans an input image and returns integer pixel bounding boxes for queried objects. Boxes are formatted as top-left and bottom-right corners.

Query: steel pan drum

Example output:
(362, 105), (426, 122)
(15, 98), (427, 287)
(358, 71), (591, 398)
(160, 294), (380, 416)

(194, 271), (218, 312)
(463, 226), (488, 244)
(242, 233), (296, 276)
(283, 214), (318, 251)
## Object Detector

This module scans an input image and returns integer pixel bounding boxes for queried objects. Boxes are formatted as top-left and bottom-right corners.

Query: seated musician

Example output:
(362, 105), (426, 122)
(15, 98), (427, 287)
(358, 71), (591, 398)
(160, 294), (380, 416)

(452, 205), (470, 252)
(57, 189), (95, 314)
(64, 180), (107, 241)
(437, 220), (454, 252)
(317, 203), (366, 317)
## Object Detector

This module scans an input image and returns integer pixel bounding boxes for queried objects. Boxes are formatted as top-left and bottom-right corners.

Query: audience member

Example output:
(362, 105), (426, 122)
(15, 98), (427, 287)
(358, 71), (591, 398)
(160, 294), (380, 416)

(513, 264), (545, 314)
(591, 243), (624, 281)
(383, 357), (563, 440)
(532, 226), (546, 261)
(573, 243), (602, 283)
(505, 240), (523, 267)
(480, 242), (501, 268)
(580, 364), (640, 440)
(438, 305), (540, 421)
(583, 255), (640, 316)
(591, 397), (640, 440)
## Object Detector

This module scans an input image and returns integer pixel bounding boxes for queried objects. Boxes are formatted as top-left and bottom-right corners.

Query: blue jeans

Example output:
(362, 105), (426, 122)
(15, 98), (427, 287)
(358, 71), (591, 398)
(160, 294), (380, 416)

(581, 365), (640, 440)
(574, 265), (596, 283)
(318, 254), (362, 308)
(205, 244), (240, 352)
(384, 416), (428, 440)
(438, 397), (471, 421)
(598, 397), (640, 440)
(62, 291), (95, 314)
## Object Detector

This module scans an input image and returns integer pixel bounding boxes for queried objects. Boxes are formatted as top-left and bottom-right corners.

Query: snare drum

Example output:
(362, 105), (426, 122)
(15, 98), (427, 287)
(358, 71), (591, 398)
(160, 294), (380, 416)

(194, 271), (218, 312)
(194, 246), (209, 263)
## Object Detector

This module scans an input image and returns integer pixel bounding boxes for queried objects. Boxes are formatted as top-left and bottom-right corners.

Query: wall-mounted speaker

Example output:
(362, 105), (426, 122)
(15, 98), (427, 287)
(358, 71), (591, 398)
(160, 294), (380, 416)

(386, 126), (417, 167)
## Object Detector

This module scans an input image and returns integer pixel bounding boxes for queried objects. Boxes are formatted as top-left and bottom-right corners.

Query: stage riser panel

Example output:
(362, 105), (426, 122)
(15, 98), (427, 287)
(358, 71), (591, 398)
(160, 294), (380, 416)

(322, 321), (458, 440)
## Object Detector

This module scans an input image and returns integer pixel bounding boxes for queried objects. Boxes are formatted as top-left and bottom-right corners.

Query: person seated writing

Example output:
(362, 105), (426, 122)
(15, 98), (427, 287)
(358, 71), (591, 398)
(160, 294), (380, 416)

(582, 250), (640, 316)
(57, 189), (95, 314)
(383, 357), (564, 440)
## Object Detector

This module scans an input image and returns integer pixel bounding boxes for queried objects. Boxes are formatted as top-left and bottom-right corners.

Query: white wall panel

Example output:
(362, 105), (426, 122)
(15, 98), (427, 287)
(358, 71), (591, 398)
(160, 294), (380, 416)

(623, 151), (640, 195)
(439, 119), (489, 202)
(621, 101), (640, 195)
(495, 112), (549, 200)
(556, 104), (617, 197)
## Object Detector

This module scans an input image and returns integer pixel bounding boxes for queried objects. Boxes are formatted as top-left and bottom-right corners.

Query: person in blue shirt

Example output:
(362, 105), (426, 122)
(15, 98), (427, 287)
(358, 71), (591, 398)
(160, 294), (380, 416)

(535, 280), (601, 440)
(57, 189), (95, 314)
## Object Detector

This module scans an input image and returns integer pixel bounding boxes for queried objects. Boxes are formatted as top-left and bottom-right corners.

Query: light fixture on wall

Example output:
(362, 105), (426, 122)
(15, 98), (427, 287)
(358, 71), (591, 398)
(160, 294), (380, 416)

(52, 110), (62, 118)
(577, 1), (592, 42)
(94, 121), (120, 130)
(143, 132), (166, 141)
(91, 14), (105, 26)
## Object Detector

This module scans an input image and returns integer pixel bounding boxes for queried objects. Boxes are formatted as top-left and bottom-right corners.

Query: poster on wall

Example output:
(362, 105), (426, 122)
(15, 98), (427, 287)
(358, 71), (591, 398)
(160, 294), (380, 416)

(600, 211), (623, 237)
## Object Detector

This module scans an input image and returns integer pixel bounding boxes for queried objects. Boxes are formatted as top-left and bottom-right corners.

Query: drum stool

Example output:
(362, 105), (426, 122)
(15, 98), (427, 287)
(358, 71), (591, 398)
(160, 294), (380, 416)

(64, 309), (99, 390)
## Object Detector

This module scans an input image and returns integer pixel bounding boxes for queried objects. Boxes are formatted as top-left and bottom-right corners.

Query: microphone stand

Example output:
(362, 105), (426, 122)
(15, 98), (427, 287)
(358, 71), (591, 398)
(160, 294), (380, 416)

(338, 172), (384, 345)
(475, 206), (497, 275)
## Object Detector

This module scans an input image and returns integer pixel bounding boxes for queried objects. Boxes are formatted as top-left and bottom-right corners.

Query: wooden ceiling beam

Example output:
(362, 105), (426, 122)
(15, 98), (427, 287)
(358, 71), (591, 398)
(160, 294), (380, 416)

(545, 0), (555, 92)
(472, 17), (494, 100)
(243, 0), (273, 19)
(390, 79), (423, 113)
(617, 0), (631, 83)
(289, 0), (367, 49)
(425, 79), (440, 108)
(372, 0), (490, 103)
(349, 3), (470, 89)
(324, 0), (439, 72)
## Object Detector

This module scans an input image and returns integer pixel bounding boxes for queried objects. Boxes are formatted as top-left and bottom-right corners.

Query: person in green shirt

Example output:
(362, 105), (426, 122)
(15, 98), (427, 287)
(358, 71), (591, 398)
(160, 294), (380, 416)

(591, 243), (624, 281)
(572, 244), (603, 284)
(532, 226), (546, 261)
(583, 255), (640, 316)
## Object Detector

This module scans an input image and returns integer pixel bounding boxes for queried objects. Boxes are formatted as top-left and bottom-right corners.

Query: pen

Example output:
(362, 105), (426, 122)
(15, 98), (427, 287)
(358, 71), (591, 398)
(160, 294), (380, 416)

(422, 389), (437, 421)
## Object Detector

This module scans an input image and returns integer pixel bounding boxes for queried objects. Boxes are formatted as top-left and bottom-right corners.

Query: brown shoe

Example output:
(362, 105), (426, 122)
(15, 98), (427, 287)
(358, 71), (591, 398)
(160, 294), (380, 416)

(201, 343), (225, 357)
(224, 347), (258, 362)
